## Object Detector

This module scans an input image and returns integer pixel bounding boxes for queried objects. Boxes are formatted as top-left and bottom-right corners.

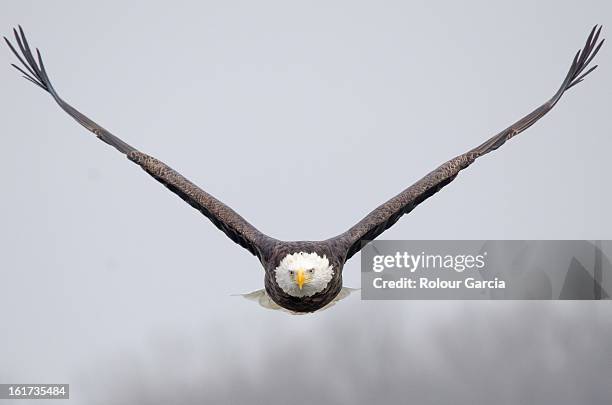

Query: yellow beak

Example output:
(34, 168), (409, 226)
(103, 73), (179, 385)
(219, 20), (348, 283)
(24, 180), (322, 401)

(296, 269), (305, 290)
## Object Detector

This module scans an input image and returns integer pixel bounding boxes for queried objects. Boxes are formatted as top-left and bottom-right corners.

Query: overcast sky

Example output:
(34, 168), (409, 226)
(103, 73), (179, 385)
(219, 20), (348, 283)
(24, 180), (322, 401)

(1, 1), (611, 404)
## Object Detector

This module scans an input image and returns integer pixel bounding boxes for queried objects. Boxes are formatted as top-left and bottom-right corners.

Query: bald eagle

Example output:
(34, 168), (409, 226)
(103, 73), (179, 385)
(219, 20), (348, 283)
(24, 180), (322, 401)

(5, 26), (604, 313)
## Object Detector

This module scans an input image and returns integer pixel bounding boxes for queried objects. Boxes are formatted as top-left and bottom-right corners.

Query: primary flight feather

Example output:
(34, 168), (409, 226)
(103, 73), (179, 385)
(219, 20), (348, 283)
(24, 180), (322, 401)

(5, 25), (604, 313)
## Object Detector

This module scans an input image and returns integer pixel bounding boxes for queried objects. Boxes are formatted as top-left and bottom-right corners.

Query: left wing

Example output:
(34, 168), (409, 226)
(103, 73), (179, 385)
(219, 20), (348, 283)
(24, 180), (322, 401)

(5, 26), (278, 260)
(331, 25), (604, 261)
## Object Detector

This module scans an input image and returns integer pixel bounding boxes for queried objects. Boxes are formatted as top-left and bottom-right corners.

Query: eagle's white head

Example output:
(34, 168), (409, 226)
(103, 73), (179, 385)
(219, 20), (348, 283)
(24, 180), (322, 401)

(274, 252), (334, 297)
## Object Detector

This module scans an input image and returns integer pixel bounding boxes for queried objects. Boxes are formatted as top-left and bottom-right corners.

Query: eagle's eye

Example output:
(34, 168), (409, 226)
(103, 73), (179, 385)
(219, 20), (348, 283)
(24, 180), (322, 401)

(307, 268), (315, 274)
(289, 270), (295, 276)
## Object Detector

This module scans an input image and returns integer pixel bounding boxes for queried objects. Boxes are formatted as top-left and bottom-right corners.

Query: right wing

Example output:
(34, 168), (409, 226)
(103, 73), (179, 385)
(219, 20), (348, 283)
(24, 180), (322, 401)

(5, 26), (277, 260)
(331, 25), (604, 261)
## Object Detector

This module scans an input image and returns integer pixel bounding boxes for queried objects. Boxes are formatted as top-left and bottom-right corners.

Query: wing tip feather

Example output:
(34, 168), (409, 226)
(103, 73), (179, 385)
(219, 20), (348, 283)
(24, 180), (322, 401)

(4, 25), (53, 93)
(565, 24), (604, 91)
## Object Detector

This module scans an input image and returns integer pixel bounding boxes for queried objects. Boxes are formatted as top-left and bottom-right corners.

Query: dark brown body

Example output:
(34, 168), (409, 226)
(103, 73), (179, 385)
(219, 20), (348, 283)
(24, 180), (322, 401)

(261, 240), (347, 313)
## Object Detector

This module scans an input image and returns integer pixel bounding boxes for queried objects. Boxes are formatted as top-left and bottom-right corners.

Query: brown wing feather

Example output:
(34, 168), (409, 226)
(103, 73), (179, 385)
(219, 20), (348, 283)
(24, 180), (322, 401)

(5, 26), (276, 260)
(332, 25), (604, 261)
(128, 151), (275, 258)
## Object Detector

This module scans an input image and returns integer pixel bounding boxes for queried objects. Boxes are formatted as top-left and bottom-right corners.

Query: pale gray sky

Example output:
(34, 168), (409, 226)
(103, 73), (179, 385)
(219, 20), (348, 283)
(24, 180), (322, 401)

(1, 1), (611, 404)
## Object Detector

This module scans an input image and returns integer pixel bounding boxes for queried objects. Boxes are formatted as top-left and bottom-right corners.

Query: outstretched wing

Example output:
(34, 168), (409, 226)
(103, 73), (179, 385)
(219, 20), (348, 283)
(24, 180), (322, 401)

(5, 26), (277, 260)
(332, 26), (604, 261)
